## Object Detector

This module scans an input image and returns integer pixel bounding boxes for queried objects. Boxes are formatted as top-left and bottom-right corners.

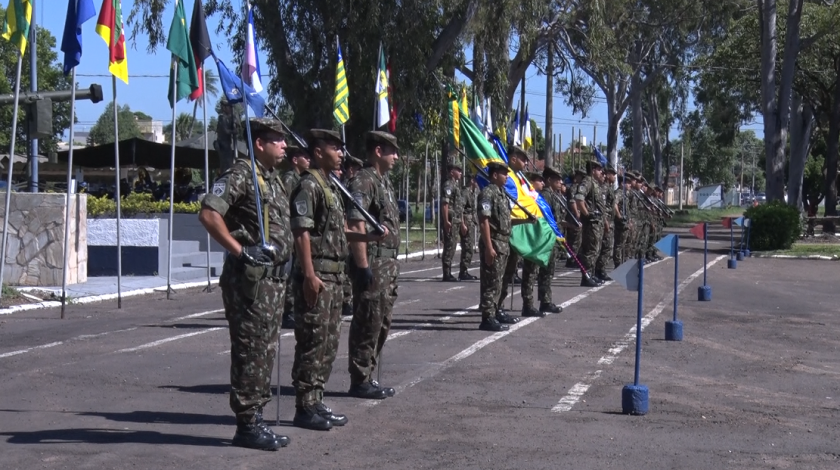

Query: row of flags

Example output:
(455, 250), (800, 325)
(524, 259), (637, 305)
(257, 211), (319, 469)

(447, 83), (535, 152)
(333, 39), (395, 132)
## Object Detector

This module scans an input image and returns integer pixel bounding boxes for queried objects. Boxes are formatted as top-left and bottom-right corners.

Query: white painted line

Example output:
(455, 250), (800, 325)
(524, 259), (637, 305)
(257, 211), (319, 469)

(396, 299), (420, 307)
(170, 309), (225, 322)
(551, 254), (727, 413)
(0, 327), (139, 361)
(116, 328), (224, 353)
(442, 286), (464, 293)
(398, 246), (459, 261)
(0, 341), (64, 359)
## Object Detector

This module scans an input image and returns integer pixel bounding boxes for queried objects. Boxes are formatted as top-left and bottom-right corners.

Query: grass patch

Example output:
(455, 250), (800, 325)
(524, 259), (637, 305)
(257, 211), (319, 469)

(759, 243), (840, 257)
(2, 284), (21, 298)
(669, 206), (745, 225)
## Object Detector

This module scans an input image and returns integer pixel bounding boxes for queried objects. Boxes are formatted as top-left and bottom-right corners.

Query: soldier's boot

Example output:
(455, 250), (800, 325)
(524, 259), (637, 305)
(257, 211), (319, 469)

(348, 381), (389, 400)
(539, 302), (563, 314)
(522, 305), (546, 318)
(513, 274), (522, 285)
(314, 403), (348, 426)
(565, 259), (577, 268)
(596, 271), (613, 282)
(458, 271), (478, 281)
(495, 308), (520, 324)
(281, 310), (295, 329)
(580, 274), (601, 288)
(442, 268), (459, 282)
(293, 406), (333, 431)
(232, 423), (288, 451)
(341, 302), (353, 317)
(371, 380), (396, 397)
(254, 408), (287, 441)
(479, 317), (509, 332)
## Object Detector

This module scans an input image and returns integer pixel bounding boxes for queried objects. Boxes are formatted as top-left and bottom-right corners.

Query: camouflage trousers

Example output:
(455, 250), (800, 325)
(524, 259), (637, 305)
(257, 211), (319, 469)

(499, 247), (521, 308)
(348, 256), (399, 385)
(283, 270), (294, 315)
(647, 218), (663, 257)
(441, 221), (460, 276)
(291, 271), (344, 407)
(343, 258), (354, 307)
(219, 256), (284, 425)
(479, 238), (509, 319)
(566, 224), (583, 257)
(635, 219), (651, 258)
(614, 222), (631, 268)
(459, 219), (476, 275)
(521, 246), (556, 308)
(581, 218), (604, 273)
(596, 223), (614, 274)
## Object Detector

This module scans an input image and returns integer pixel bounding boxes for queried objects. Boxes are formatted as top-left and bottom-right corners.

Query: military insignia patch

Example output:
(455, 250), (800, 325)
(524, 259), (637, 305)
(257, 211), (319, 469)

(445, 189), (451, 196)
(212, 182), (225, 196)
(481, 201), (491, 211)
(295, 200), (308, 216)
(352, 192), (364, 207)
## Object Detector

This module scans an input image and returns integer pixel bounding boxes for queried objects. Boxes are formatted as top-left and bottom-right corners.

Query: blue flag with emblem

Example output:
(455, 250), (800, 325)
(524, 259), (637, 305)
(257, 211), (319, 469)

(213, 54), (264, 117)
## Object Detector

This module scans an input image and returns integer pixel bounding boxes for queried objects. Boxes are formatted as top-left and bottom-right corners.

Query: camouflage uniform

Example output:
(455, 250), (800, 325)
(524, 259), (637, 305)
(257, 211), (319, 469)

(289, 169), (349, 408)
(521, 187), (565, 308)
(565, 184), (583, 258)
(280, 170), (301, 317)
(596, 180), (616, 275)
(441, 177), (463, 278)
(346, 166), (401, 385)
(203, 157), (291, 426)
(478, 183), (511, 319)
(574, 175), (606, 272)
(459, 184), (477, 276)
(613, 184), (631, 267)
(215, 111), (240, 172)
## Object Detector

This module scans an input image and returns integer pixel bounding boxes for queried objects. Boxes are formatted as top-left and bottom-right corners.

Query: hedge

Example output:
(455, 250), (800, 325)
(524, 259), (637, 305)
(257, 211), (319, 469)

(87, 193), (201, 218)
(744, 200), (801, 251)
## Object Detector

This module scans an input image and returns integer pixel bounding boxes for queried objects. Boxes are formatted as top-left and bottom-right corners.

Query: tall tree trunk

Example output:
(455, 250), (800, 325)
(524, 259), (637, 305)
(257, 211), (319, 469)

(788, 92), (814, 210)
(544, 41), (554, 166)
(647, 94), (664, 186)
(824, 58), (840, 233)
(630, 72), (644, 172)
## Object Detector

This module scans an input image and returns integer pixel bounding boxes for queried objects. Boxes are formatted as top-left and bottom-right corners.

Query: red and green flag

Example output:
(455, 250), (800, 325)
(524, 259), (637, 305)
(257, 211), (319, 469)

(96, 0), (128, 83)
(166, 0), (199, 108)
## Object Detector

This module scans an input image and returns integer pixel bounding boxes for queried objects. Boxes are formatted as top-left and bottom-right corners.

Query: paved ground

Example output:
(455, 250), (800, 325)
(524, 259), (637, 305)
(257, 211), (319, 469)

(1, 247), (838, 469)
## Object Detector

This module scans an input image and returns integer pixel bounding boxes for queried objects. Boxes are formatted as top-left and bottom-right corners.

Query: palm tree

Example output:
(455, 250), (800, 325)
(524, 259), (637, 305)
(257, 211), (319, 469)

(188, 69), (220, 138)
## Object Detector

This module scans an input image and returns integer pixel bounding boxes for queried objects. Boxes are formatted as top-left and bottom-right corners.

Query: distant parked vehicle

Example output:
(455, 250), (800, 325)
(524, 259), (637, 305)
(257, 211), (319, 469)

(754, 192), (766, 204)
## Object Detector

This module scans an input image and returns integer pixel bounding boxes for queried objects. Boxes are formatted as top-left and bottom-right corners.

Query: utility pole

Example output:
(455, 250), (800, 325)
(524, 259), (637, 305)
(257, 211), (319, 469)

(679, 142), (684, 210)
(545, 42), (554, 167)
(519, 76), (526, 144)
(28, 3), (38, 192)
(571, 126), (575, 169)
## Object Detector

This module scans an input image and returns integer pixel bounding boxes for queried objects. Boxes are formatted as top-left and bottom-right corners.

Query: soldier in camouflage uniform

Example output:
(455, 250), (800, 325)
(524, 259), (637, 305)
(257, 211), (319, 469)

(634, 176), (652, 259)
(574, 159), (606, 287)
(613, 172), (635, 267)
(645, 185), (665, 261)
(518, 172), (547, 318)
(441, 163), (465, 281)
(341, 154), (365, 318)
(214, 100), (241, 173)
(458, 178), (479, 280)
(279, 143), (311, 329)
(478, 162), (517, 332)
(595, 167), (621, 281)
(496, 147), (530, 324)
(537, 166), (567, 313)
(289, 129), (385, 431)
(346, 131), (400, 400)
(564, 169), (586, 268)
(199, 118), (291, 451)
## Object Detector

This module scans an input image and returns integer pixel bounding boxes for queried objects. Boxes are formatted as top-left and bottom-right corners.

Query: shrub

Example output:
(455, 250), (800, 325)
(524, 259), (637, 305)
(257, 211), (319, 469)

(744, 200), (801, 251)
(87, 193), (201, 218)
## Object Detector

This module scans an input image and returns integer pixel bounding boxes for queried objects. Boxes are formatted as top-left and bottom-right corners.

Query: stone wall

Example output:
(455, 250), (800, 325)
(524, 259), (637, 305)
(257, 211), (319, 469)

(0, 193), (87, 286)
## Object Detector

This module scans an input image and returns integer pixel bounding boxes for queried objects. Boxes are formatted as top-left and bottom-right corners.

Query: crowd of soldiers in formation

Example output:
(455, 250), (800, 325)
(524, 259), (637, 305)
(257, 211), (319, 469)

(198, 117), (671, 451)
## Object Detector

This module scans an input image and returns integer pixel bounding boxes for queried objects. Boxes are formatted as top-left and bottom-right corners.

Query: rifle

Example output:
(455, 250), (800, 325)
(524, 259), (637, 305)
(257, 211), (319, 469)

(546, 188), (581, 228)
(631, 189), (663, 216)
(271, 113), (386, 235)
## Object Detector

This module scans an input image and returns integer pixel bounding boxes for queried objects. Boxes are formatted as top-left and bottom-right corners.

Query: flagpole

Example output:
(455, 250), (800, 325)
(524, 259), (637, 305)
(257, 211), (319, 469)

(60, 69), (78, 319)
(422, 143), (427, 260)
(167, 64), (178, 299)
(113, 75), (123, 308)
(0, 53), (24, 299)
(202, 67), (212, 291)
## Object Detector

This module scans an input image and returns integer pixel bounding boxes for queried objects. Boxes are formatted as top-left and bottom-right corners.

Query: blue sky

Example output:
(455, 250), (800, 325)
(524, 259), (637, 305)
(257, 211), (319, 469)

(40, 1), (763, 149)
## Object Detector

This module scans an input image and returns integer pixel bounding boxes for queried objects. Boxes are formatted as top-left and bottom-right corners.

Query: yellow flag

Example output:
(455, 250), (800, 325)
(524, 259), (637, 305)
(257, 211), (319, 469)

(2, 0), (32, 56)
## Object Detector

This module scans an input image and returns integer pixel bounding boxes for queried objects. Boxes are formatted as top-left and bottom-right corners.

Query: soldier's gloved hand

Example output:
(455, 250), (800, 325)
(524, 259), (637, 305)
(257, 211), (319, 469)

(238, 245), (274, 267)
(357, 266), (374, 291)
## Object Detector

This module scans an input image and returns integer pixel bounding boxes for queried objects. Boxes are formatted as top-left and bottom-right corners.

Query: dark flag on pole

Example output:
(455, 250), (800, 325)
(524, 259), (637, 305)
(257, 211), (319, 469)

(61, 0), (96, 75)
(188, 0), (211, 100)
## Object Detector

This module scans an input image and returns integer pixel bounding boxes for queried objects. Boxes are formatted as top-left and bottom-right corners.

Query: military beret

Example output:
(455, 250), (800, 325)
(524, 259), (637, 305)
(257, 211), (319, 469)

(604, 166), (617, 174)
(305, 128), (345, 147)
(623, 172), (636, 181)
(508, 146), (528, 159)
(574, 169), (586, 177)
(448, 161), (463, 171)
(525, 171), (543, 181)
(365, 130), (400, 151)
(639, 177), (648, 185)
(344, 154), (364, 168)
(285, 142), (309, 158)
(653, 185), (663, 192)
(485, 161), (509, 174)
(245, 118), (286, 139)
(542, 166), (563, 180)
(586, 158), (603, 171)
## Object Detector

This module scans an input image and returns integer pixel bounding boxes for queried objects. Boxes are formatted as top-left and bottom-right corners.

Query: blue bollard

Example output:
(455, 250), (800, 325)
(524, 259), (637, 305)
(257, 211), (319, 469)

(736, 251), (744, 261)
(665, 320), (683, 341)
(728, 258), (737, 269)
(698, 285), (712, 301)
(622, 384), (650, 415)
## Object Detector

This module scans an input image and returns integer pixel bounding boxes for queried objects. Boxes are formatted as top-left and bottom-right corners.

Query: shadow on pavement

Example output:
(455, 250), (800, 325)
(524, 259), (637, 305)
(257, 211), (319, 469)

(77, 410), (235, 426)
(159, 384), (351, 399)
(0, 428), (230, 447)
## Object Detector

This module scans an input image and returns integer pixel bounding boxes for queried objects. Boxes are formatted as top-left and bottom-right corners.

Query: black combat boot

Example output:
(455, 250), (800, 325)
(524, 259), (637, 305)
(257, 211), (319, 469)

(580, 274), (600, 287)
(341, 302), (353, 317)
(442, 272), (459, 282)
(596, 272), (613, 282)
(253, 409), (291, 447)
(495, 309), (520, 324)
(539, 302), (563, 314)
(513, 274), (522, 285)
(314, 403), (348, 426)
(281, 311), (295, 329)
(232, 423), (287, 450)
(293, 405), (333, 431)
(458, 271), (478, 281)
(370, 380), (396, 397)
(348, 381), (389, 400)
(479, 317), (509, 332)
(521, 305), (546, 318)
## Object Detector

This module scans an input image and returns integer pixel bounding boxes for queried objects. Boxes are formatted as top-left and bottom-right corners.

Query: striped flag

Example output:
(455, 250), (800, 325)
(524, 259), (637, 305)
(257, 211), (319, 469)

(523, 104), (532, 150)
(2, 0), (32, 56)
(333, 37), (349, 125)
(242, 3), (262, 93)
(96, 0), (128, 83)
(61, 0), (96, 75)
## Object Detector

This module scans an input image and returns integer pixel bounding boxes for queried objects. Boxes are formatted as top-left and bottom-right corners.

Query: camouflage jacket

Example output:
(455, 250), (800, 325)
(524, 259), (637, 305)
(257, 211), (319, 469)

(601, 181), (616, 217)
(442, 177), (463, 222)
(540, 188), (566, 227)
(573, 176), (607, 215)
(290, 169), (349, 263)
(346, 166), (401, 250)
(478, 184), (512, 241)
(462, 185), (478, 223)
(281, 169), (300, 195)
(202, 158), (292, 265)
(614, 186), (630, 223)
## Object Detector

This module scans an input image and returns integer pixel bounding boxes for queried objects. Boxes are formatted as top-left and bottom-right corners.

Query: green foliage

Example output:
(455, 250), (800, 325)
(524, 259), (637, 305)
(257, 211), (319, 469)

(0, 9), (72, 155)
(88, 102), (143, 146)
(163, 112), (204, 142)
(745, 200), (802, 251)
(87, 193), (201, 218)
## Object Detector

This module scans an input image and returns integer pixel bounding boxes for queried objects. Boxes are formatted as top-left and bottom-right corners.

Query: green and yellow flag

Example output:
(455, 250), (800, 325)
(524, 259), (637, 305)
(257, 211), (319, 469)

(333, 38), (349, 125)
(447, 84), (460, 148)
(2, 0), (32, 56)
(166, 0), (199, 108)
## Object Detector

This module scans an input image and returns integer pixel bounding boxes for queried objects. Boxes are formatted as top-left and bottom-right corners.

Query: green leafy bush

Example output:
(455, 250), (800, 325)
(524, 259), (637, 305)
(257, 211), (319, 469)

(87, 193), (201, 218)
(744, 200), (801, 251)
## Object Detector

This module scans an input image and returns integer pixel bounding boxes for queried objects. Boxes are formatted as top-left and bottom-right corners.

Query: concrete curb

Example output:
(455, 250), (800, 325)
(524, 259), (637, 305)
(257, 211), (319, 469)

(751, 253), (839, 260)
(0, 246), (446, 316)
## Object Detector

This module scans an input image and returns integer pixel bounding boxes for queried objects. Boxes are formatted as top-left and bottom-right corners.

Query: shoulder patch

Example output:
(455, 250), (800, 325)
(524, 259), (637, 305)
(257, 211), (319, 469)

(481, 201), (491, 211)
(445, 188), (452, 196)
(212, 182), (226, 196)
(295, 200), (308, 216)
(352, 191), (364, 207)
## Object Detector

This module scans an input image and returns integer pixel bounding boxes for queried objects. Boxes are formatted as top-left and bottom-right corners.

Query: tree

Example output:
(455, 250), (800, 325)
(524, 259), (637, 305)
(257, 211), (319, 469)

(88, 102), (143, 146)
(164, 112), (203, 142)
(0, 8), (72, 155)
(188, 69), (219, 138)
